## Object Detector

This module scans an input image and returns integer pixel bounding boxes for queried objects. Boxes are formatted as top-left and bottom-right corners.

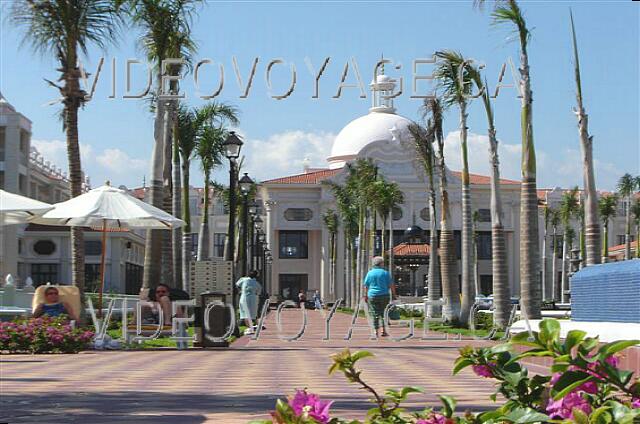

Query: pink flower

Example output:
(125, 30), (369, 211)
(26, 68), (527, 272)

(547, 392), (592, 419)
(417, 413), (447, 424)
(472, 364), (494, 378)
(605, 355), (620, 368)
(288, 390), (333, 423)
(631, 398), (640, 409)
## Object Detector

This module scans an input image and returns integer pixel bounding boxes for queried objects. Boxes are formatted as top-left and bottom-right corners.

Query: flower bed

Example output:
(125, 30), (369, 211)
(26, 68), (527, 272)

(252, 319), (640, 423)
(0, 316), (94, 354)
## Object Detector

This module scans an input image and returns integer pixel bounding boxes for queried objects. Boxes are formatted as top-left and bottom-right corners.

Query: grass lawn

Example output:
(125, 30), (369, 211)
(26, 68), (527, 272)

(106, 324), (247, 349)
(336, 307), (504, 339)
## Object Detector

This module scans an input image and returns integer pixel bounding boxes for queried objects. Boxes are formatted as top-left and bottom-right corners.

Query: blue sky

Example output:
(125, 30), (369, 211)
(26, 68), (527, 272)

(1, 1), (638, 190)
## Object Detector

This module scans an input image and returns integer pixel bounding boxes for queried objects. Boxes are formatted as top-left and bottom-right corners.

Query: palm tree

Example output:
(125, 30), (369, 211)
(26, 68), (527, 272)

(326, 178), (359, 307)
(423, 97), (459, 322)
(468, 63), (511, 328)
(477, 0), (541, 319)
(120, 0), (200, 288)
(10, 0), (121, 297)
(371, 179), (404, 262)
(409, 122), (441, 317)
(434, 50), (475, 324)
(195, 126), (225, 260)
(472, 210), (480, 298)
(617, 173), (635, 260)
(598, 194), (618, 261)
(570, 12), (601, 267)
(632, 197), (640, 259)
(549, 208), (560, 302)
(542, 205), (551, 301)
(175, 102), (238, 289)
(322, 210), (339, 299)
(560, 187), (579, 303)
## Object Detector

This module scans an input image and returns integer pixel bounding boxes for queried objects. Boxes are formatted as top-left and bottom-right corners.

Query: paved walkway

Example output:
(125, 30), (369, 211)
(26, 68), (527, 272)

(1, 309), (505, 423)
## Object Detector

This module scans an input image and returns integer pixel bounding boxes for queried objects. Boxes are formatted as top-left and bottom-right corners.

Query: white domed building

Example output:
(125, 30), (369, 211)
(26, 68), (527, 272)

(259, 75), (526, 302)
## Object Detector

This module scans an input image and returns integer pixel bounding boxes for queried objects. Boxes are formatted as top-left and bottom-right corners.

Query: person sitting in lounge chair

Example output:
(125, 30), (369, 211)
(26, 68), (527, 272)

(33, 286), (78, 321)
(139, 284), (187, 325)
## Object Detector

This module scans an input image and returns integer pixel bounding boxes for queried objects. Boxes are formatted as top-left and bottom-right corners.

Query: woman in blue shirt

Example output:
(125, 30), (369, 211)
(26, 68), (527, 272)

(33, 287), (78, 321)
(363, 256), (397, 337)
(236, 270), (263, 334)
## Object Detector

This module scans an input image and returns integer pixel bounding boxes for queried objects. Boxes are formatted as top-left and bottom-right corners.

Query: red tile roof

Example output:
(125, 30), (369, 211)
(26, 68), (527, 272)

(391, 242), (431, 257)
(608, 240), (638, 255)
(450, 171), (520, 186)
(262, 168), (341, 185)
(262, 168), (521, 186)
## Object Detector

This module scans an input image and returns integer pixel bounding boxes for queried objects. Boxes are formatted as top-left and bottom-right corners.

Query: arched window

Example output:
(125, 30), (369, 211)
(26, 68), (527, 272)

(392, 206), (403, 221)
(284, 208), (313, 221)
(419, 207), (430, 221)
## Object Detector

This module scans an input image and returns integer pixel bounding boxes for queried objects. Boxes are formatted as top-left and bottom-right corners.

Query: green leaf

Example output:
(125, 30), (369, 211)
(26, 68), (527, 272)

(589, 405), (612, 424)
(501, 407), (551, 423)
(510, 331), (542, 348)
(564, 329), (587, 351)
(490, 343), (513, 354)
(452, 358), (474, 375)
(506, 349), (553, 365)
(598, 340), (640, 357)
(539, 319), (561, 345)
(572, 407), (590, 424)
(399, 386), (423, 399)
(552, 370), (594, 400)
(351, 350), (374, 363)
(550, 363), (570, 373)
(438, 395), (456, 418)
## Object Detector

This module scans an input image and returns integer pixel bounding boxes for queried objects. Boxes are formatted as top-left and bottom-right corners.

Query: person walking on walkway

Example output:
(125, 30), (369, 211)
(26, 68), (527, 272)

(363, 256), (397, 337)
(236, 270), (263, 335)
(313, 290), (323, 310)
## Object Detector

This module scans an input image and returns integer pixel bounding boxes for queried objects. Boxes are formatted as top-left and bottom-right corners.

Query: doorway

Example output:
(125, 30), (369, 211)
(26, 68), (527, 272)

(279, 274), (308, 301)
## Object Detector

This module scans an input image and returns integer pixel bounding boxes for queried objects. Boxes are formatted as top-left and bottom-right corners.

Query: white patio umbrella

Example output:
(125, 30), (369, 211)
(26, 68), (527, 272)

(33, 182), (184, 314)
(0, 189), (53, 225)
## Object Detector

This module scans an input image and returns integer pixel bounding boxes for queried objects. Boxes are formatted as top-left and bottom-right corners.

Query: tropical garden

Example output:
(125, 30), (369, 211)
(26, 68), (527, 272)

(8, 0), (640, 323)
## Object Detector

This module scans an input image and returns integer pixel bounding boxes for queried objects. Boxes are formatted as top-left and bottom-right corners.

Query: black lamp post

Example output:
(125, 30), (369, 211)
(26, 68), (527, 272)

(223, 131), (243, 268)
(253, 214), (263, 271)
(239, 172), (254, 276)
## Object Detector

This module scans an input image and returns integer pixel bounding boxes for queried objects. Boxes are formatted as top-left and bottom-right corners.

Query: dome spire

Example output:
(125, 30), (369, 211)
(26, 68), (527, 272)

(370, 55), (396, 114)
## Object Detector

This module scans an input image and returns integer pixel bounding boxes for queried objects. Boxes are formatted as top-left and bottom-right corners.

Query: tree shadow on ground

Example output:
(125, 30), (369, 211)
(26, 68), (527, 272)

(0, 391), (496, 423)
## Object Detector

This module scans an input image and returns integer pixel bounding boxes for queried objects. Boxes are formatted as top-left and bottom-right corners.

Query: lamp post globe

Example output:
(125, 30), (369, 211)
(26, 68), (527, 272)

(239, 173), (254, 195)
(223, 131), (243, 160)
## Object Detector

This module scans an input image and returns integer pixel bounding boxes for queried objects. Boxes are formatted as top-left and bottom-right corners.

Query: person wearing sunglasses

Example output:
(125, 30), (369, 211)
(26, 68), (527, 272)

(33, 287), (78, 321)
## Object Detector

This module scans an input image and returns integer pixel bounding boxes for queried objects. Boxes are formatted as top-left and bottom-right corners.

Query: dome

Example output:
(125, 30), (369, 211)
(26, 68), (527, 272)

(327, 111), (413, 169)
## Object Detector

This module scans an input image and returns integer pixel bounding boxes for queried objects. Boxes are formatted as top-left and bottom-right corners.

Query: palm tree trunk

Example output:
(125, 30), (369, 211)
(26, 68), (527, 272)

(172, 119), (182, 288)
(625, 198), (631, 260)
(65, 66), (85, 297)
(486, 128), (510, 328)
(351, 238), (357, 309)
(197, 177), (210, 260)
(459, 104), (474, 324)
(388, 211), (394, 282)
(636, 221), (639, 259)
(161, 105), (174, 286)
(551, 226), (558, 302)
(542, 225), (547, 301)
(427, 191), (441, 317)
(142, 75), (165, 289)
(181, 160), (191, 292)
(602, 221), (609, 261)
(571, 14), (601, 267)
(517, 15), (542, 320)
(561, 235), (568, 303)
(440, 190), (459, 322)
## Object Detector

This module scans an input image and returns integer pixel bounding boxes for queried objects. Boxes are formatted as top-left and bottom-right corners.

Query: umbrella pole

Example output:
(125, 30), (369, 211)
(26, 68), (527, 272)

(98, 219), (107, 319)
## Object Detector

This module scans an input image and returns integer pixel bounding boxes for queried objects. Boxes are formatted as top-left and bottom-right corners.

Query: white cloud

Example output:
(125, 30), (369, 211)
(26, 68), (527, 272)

(96, 148), (148, 175)
(443, 130), (621, 190)
(241, 130), (336, 181)
(31, 139), (147, 188)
